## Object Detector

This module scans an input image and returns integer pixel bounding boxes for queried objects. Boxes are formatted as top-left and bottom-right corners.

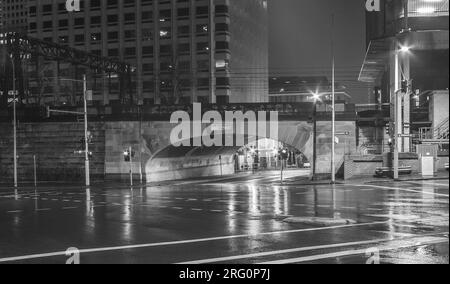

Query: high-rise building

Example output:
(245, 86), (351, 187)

(22, 0), (268, 106)
(359, 0), (449, 153)
(0, 0), (28, 32)
(360, 0), (449, 102)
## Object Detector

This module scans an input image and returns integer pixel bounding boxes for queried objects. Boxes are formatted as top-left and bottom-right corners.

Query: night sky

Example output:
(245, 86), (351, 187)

(269, 0), (371, 103)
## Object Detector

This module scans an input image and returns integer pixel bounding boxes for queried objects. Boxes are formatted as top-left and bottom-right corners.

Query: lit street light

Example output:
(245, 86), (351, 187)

(393, 43), (411, 180)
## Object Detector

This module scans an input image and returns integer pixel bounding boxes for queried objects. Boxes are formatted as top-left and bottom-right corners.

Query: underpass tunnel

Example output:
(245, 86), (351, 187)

(145, 136), (312, 183)
(234, 138), (311, 173)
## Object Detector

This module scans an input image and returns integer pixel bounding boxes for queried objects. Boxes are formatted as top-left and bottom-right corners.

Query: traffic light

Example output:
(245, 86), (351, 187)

(280, 149), (289, 160)
(385, 122), (391, 136)
(401, 79), (412, 94)
(124, 148), (135, 162)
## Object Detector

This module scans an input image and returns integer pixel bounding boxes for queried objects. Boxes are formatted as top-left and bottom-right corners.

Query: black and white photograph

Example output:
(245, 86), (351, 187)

(0, 0), (448, 268)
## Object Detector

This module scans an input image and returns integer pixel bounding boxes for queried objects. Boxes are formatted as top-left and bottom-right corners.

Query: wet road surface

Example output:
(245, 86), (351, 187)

(0, 171), (448, 264)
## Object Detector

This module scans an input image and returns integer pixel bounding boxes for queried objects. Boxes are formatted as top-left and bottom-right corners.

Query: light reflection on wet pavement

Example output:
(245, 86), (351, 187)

(0, 173), (448, 264)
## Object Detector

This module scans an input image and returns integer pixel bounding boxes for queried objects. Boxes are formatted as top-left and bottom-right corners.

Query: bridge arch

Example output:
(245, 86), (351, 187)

(145, 123), (314, 182)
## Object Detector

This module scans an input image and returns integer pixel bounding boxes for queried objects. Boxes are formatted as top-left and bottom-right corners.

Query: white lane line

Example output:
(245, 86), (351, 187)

(293, 204), (309, 207)
(177, 234), (431, 264)
(0, 221), (389, 263)
(62, 207), (78, 210)
(348, 184), (450, 197)
(7, 210), (22, 214)
(258, 236), (449, 264)
(340, 206), (356, 210)
(191, 208), (203, 211)
(35, 208), (51, 212)
(411, 181), (449, 187)
(317, 205), (331, 208)
(173, 207), (183, 210)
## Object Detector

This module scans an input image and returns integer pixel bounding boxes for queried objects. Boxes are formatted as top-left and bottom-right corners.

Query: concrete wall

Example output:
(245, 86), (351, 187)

(0, 119), (357, 183)
(104, 120), (356, 182)
(344, 153), (421, 180)
(430, 90), (449, 128)
(0, 122), (105, 182)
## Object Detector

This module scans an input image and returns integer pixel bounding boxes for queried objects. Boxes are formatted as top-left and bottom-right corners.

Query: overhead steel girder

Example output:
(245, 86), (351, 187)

(4, 32), (132, 74)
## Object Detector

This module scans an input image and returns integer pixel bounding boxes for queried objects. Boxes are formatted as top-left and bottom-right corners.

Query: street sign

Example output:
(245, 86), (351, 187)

(336, 132), (350, 136)
(85, 90), (93, 101)
(398, 134), (413, 138)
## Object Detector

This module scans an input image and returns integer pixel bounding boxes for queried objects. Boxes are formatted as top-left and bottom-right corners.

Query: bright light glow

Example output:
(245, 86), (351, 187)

(399, 46), (411, 53)
(417, 7), (436, 14)
(312, 92), (320, 100)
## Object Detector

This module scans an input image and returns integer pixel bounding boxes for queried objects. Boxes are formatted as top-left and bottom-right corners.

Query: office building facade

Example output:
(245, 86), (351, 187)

(359, 0), (449, 152)
(19, 0), (268, 106)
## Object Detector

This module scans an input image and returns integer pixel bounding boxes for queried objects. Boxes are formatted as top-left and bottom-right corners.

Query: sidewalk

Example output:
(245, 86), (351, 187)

(282, 171), (449, 186)
(1, 170), (448, 191)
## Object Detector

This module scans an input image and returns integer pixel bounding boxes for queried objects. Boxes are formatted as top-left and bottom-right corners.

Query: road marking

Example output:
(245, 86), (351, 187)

(340, 206), (356, 210)
(173, 207), (183, 210)
(257, 236), (449, 264)
(177, 234), (438, 264)
(366, 208), (384, 212)
(62, 207), (78, 210)
(7, 210), (22, 214)
(294, 204), (309, 207)
(0, 221), (389, 263)
(35, 208), (52, 212)
(191, 208), (203, 211)
(412, 181), (449, 187)
(349, 184), (450, 197)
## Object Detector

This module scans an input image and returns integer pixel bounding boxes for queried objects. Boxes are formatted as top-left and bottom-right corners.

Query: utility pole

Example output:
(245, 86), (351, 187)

(129, 146), (133, 187)
(312, 96), (318, 181)
(11, 56), (18, 189)
(83, 75), (90, 188)
(331, 14), (336, 184)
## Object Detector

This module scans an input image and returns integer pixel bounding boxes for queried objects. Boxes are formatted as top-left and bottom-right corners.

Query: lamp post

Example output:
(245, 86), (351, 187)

(312, 92), (320, 181)
(331, 14), (336, 184)
(47, 76), (90, 187)
(83, 75), (90, 187)
(393, 44), (410, 180)
(11, 55), (18, 189)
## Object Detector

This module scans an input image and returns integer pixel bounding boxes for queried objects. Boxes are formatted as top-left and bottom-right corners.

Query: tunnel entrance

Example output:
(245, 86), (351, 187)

(234, 138), (310, 173)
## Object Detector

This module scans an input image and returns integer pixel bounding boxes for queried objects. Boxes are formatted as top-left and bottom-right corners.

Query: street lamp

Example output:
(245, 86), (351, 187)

(393, 43), (411, 180)
(47, 76), (91, 187)
(10, 55), (17, 188)
(311, 92), (320, 181)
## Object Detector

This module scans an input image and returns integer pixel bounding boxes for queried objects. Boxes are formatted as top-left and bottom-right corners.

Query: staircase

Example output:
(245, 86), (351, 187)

(418, 117), (449, 143)
(434, 118), (449, 140)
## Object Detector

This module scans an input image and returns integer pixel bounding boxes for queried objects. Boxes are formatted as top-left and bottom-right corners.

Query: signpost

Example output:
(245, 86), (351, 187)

(47, 75), (91, 188)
